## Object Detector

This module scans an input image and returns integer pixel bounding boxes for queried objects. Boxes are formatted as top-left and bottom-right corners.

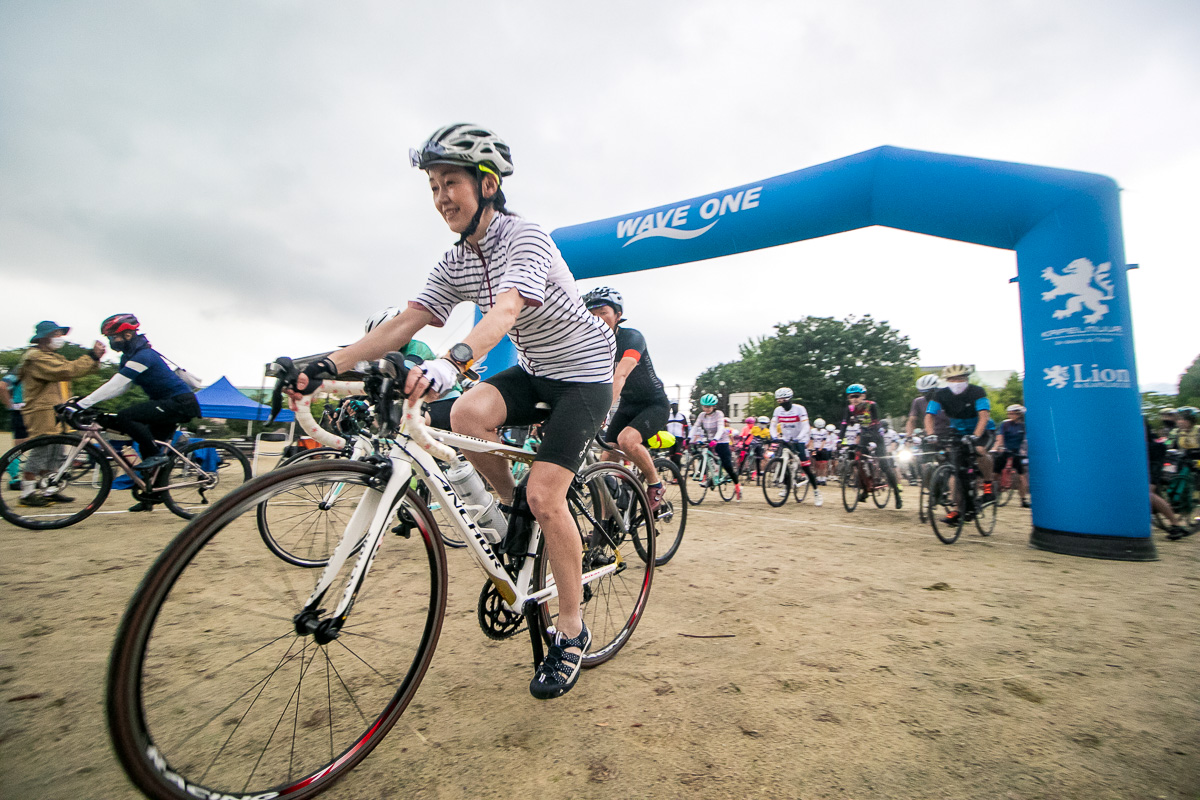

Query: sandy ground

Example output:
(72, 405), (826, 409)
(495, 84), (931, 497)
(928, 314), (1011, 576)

(1, 463), (1198, 800)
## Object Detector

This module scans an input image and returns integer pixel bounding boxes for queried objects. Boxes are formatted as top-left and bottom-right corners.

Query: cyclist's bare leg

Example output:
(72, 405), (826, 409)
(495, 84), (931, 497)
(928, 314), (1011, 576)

(448, 384), (515, 504)
(526, 461), (584, 643)
(975, 446), (995, 482)
(614, 427), (657, 483)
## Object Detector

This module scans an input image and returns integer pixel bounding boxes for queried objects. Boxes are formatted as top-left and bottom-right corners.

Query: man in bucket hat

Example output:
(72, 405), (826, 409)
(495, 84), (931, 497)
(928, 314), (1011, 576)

(13, 321), (104, 506)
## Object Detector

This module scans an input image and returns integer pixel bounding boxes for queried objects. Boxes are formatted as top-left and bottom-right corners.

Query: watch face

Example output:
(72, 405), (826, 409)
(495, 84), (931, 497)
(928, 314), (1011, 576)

(450, 343), (472, 363)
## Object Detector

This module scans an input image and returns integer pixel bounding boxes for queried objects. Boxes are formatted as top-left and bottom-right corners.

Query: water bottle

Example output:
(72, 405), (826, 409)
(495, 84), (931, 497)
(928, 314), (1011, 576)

(444, 460), (508, 545)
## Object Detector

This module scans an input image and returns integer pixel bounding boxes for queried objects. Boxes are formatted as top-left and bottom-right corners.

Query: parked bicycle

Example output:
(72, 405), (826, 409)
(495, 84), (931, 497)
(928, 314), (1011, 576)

(591, 433), (688, 566)
(107, 353), (655, 800)
(926, 434), (997, 543)
(840, 440), (891, 512)
(0, 408), (250, 529)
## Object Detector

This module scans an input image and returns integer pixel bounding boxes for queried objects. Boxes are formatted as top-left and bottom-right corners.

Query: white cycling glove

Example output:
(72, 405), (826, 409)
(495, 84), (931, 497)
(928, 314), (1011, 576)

(419, 358), (459, 397)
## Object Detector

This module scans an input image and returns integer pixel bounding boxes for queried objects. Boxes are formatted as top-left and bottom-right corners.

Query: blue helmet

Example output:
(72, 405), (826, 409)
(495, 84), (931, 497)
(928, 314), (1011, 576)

(846, 383), (866, 395)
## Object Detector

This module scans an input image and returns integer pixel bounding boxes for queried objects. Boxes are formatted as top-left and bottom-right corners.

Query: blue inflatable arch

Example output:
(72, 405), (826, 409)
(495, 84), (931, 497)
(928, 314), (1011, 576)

(548, 145), (1150, 561)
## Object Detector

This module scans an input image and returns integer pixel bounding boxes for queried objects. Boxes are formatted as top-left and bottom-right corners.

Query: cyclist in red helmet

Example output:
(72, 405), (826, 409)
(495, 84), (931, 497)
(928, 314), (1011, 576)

(64, 315), (201, 510)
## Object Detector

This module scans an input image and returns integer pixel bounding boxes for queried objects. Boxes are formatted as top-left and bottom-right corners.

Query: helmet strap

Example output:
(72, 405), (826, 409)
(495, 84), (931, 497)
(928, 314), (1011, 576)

(456, 169), (505, 247)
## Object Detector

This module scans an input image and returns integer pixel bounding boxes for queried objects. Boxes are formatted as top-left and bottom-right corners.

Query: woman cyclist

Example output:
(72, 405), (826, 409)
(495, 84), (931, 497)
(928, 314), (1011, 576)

(839, 383), (902, 508)
(289, 123), (616, 700)
(688, 394), (742, 500)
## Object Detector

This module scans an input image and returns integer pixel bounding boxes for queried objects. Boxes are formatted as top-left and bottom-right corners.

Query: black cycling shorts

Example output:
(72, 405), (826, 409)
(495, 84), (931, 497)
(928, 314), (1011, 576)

(605, 400), (670, 445)
(992, 449), (1026, 474)
(484, 366), (612, 473)
(813, 450), (830, 462)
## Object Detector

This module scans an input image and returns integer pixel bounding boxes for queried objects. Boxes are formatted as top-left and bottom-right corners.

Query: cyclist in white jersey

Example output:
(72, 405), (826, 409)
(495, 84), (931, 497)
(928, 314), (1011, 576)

(810, 417), (830, 483)
(291, 124), (614, 700)
(665, 402), (689, 466)
(769, 388), (823, 505)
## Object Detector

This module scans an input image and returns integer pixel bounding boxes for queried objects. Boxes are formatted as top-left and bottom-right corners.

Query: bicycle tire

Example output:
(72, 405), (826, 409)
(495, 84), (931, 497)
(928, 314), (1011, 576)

(973, 476), (997, 536)
(107, 460), (448, 800)
(717, 468), (736, 502)
(686, 452), (708, 505)
(273, 446), (347, 470)
(762, 457), (791, 508)
(793, 466), (810, 503)
(539, 461), (653, 667)
(996, 465), (1015, 507)
(928, 464), (963, 544)
(917, 462), (934, 523)
(870, 459), (892, 509)
(160, 440), (252, 520)
(647, 457), (687, 566)
(0, 434), (113, 530)
(840, 461), (859, 512)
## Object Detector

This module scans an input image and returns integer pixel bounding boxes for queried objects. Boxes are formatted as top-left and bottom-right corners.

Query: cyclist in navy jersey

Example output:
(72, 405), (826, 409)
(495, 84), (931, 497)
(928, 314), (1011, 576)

(924, 364), (996, 516)
(839, 383), (902, 508)
(583, 287), (671, 509)
(992, 404), (1030, 508)
(64, 315), (201, 509)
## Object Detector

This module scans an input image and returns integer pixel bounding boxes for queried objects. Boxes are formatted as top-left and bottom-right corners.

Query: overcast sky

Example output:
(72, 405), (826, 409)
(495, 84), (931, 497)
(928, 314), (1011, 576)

(2, 1), (1197, 399)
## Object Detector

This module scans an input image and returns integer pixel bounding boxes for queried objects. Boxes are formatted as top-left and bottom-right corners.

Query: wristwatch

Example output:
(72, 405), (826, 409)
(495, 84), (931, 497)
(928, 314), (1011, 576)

(446, 343), (480, 381)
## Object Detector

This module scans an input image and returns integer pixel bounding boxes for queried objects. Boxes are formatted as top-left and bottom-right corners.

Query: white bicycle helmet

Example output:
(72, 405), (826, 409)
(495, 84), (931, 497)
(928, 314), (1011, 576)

(825, 424), (836, 432)
(756, 416), (770, 425)
(941, 364), (972, 379)
(1006, 404), (1027, 414)
(364, 306), (401, 334)
(916, 374), (939, 392)
(409, 123), (514, 178)
(774, 387), (793, 401)
(813, 418), (826, 428)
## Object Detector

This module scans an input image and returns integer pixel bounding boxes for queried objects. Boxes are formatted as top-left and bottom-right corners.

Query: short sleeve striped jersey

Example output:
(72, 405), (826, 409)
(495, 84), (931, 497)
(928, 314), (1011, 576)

(411, 214), (615, 383)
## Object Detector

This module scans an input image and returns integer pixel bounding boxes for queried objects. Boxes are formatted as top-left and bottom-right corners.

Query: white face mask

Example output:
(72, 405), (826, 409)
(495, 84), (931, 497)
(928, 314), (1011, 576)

(949, 381), (969, 395)
(48, 336), (67, 350)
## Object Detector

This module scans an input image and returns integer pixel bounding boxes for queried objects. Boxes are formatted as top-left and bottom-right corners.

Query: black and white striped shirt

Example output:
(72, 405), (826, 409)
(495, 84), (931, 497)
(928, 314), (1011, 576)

(411, 214), (615, 383)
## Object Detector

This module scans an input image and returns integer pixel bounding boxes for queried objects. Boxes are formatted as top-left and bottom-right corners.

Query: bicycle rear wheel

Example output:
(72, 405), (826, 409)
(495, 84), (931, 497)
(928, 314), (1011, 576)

(840, 461), (859, 512)
(762, 457), (791, 508)
(717, 468), (736, 502)
(540, 462), (653, 667)
(996, 466), (1016, 507)
(107, 461), (448, 800)
(928, 464), (962, 544)
(648, 457), (687, 566)
(160, 440), (252, 519)
(0, 434), (112, 530)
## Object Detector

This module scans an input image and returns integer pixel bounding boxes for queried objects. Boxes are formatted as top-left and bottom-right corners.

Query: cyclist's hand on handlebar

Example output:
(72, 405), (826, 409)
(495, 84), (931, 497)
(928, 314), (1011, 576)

(402, 357), (456, 401)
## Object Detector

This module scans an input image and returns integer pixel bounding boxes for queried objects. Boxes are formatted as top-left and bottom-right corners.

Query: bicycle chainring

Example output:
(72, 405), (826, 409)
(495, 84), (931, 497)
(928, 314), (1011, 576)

(477, 580), (525, 640)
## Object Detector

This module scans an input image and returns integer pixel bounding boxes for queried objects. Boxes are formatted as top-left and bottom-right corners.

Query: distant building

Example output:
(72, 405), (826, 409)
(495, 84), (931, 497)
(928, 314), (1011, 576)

(727, 391), (768, 420)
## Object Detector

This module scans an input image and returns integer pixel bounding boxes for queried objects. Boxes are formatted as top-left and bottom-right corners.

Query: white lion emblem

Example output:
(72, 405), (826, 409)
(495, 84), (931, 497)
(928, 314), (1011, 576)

(1041, 258), (1114, 324)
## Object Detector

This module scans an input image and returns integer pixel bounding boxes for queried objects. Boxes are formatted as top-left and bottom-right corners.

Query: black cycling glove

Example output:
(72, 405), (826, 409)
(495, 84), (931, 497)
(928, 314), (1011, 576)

(299, 357), (338, 395)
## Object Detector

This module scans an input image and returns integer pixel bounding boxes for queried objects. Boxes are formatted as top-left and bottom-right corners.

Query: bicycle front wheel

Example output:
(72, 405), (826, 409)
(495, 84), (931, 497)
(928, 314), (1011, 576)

(840, 461), (859, 512)
(870, 460), (892, 508)
(160, 440), (252, 519)
(540, 461), (653, 667)
(107, 461), (448, 800)
(762, 457), (791, 508)
(917, 461), (935, 523)
(648, 457), (687, 565)
(0, 434), (112, 530)
(686, 454), (708, 505)
(928, 464), (962, 544)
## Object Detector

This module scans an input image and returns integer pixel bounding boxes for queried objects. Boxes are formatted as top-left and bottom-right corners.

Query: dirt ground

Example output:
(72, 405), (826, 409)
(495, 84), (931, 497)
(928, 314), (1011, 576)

(1, 466), (1198, 800)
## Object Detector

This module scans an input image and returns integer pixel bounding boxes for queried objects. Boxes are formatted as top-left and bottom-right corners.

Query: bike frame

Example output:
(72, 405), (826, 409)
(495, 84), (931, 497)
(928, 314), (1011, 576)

(38, 423), (213, 495)
(290, 386), (624, 635)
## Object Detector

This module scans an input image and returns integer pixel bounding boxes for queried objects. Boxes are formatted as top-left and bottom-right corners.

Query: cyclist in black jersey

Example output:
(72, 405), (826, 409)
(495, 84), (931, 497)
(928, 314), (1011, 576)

(583, 287), (670, 510)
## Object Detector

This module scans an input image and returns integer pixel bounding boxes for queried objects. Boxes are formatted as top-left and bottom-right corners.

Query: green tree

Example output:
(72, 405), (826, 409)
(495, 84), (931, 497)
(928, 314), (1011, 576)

(691, 315), (918, 423)
(983, 372), (1024, 415)
(1178, 354), (1200, 407)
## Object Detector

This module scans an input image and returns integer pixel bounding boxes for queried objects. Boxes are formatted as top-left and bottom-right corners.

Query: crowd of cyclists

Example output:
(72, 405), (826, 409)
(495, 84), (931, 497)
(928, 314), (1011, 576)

(2, 121), (1195, 710)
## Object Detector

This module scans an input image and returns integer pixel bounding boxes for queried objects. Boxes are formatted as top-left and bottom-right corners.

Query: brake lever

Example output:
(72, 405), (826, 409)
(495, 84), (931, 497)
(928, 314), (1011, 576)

(265, 357), (297, 424)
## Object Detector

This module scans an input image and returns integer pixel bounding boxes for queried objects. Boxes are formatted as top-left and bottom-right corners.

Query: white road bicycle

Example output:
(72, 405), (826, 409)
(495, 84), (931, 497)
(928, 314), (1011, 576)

(107, 354), (655, 800)
(762, 441), (811, 508)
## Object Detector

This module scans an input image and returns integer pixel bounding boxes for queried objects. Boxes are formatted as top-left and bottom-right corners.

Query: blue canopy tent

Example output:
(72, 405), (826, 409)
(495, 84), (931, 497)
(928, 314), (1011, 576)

(196, 376), (294, 433)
